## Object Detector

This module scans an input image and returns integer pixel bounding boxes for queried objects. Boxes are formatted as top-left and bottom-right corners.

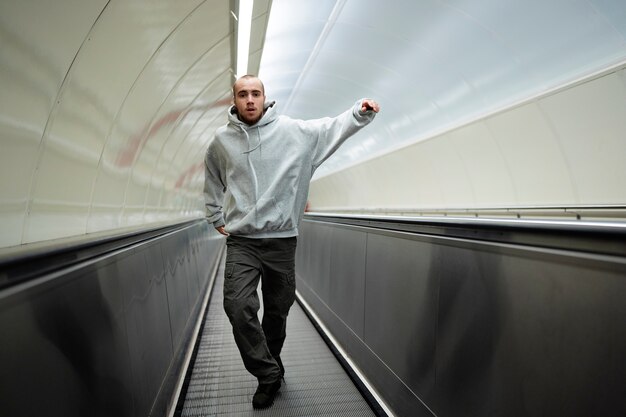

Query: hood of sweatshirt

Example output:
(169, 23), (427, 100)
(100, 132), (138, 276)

(227, 100), (277, 129)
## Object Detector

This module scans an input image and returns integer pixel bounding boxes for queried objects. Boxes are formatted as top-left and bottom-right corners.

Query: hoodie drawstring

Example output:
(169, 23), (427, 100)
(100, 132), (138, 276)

(240, 125), (260, 201)
(242, 126), (262, 154)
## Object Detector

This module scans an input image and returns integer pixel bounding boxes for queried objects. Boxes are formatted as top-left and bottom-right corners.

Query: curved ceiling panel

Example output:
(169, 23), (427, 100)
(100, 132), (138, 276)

(0, 0), (235, 247)
(1, 0), (625, 249)
(308, 66), (626, 215)
(0, 0), (110, 246)
(259, 0), (626, 179)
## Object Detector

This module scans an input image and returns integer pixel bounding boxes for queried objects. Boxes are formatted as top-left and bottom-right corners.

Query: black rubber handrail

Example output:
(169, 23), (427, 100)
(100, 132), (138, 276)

(0, 219), (205, 291)
(303, 212), (626, 258)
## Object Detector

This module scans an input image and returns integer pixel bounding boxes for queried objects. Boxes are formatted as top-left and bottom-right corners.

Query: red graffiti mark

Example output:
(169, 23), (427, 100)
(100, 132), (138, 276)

(174, 161), (205, 189)
(115, 97), (231, 167)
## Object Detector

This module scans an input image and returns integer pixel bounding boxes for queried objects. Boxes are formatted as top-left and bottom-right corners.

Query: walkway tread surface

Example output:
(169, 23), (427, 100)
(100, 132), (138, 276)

(180, 268), (376, 416)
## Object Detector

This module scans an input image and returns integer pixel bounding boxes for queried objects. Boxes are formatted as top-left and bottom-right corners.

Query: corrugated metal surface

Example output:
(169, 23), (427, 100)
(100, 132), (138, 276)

(181, 269), (376, 416)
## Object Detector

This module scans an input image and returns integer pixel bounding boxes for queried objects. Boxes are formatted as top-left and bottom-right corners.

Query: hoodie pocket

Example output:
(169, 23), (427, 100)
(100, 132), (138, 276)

(253, 197), (293, 231)
(232, 197), (294, 234)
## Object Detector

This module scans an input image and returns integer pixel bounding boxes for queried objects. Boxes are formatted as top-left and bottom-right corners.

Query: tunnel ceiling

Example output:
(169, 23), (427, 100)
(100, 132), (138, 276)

(1, 1), (258, 247)
(259, 0), (626, 179)
(1, 0), (625, 249)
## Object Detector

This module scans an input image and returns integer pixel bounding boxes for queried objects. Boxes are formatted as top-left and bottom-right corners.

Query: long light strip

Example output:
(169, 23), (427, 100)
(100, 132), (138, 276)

(283, 0), (347, 113)
(236, 0), (254, 77)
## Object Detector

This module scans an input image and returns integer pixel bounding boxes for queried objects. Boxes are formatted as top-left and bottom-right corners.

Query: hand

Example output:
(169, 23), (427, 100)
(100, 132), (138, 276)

(216, 226), (229, 236)
(361, 99), (380, 113)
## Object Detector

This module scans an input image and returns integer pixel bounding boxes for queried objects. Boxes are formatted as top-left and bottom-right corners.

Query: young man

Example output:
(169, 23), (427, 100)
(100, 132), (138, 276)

(204, 75), (379, 409)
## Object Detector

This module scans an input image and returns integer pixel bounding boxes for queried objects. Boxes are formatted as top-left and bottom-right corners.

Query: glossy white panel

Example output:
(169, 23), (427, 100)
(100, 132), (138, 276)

(420, 137), (475, 207)
(147, 88), (230, 221)
(120, 2), (231, 228)
(449, 121), (515, 205)
(3, 0), (626, 250)
(25, 1), (208, 243)
(248, 0), (272, 75)
(260, 0), (626, 180)
(539, 70), (626, 204)
(486, 103), (576, 205)
(308, 67), (626, 214)
(85, 1), (231, 233)
(590, 0), (626, 38)
(258, 0), (337, 103)
(0, 1), (107, 246)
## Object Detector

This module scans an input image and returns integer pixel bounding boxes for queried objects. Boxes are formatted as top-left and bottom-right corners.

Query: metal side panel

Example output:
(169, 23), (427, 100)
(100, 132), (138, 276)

(364, 233), (439, 405)
(297, 222), (333, 302)
(118, 242), (173, 415)
(295, 267), (431, 417)
(328, 226), (368, 338)
(0, 220), (225, 417)
(432, 239), (626, 416)
(180, 267), (377, 416)
(162, 234), (193, 351)
(295, 218), (626, 417)
(0, 257), (135, 416)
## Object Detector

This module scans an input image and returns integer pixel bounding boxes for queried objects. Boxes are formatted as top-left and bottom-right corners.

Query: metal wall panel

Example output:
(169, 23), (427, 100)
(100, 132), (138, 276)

(296, 222), (333, 301)
(0, 220), (225, 417)
(118, 242), (173, 415)
(432, 240), (626, 416)
(328, 226), (367, 337)
(0, 258), (134, 416)
(430, 242), (504, 415)
(180, 232), (200, 313)
(296, 219), (626, 417)
(191, 226), (209, 287)
(161, 232), (192, 352)
(364, 233), (439, 404)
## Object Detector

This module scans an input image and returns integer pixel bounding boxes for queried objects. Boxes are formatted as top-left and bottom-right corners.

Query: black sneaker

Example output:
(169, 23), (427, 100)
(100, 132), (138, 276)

(252, 379), (281, 409)
(274, 356), (285, 378)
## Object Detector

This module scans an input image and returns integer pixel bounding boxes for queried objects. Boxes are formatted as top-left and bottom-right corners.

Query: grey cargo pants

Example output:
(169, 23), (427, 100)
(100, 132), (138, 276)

(223, 235), (297, 384)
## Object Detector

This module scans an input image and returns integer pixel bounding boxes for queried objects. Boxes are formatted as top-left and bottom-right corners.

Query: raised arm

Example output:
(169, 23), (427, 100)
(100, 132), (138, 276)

(310, 98), (380, 169)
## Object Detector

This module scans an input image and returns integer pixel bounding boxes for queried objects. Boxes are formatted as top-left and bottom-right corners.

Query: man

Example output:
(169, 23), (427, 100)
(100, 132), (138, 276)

(204, 75), (379, 409)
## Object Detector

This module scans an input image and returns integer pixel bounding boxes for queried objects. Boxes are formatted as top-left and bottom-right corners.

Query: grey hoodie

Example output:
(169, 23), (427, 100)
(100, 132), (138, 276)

(204, 99), (376, 238)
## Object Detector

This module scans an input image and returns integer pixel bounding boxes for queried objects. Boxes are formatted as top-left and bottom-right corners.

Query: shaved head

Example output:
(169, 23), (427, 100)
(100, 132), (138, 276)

(233, 75), (265, 98)
(232, 75), (266, 125)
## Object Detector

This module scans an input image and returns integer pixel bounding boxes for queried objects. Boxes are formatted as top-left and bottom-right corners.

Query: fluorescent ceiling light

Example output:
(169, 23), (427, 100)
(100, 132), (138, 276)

(236, 0), (253, 77)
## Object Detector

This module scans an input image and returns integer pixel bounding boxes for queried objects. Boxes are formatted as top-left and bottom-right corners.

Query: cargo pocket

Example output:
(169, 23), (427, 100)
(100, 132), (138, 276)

(223, 262), (236, 298)
(277, 270), (296, 311)
(284, 269), (295, 287)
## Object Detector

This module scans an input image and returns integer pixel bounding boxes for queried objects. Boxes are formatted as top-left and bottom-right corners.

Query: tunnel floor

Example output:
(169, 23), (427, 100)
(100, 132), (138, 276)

(178, 264), (376, 416)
